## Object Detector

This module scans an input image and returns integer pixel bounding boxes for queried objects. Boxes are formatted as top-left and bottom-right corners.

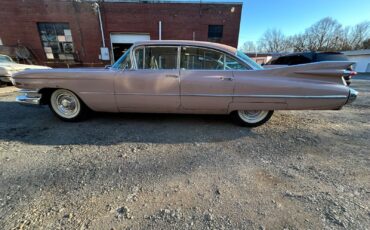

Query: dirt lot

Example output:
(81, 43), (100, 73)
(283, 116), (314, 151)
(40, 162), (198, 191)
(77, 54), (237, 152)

(0, 80), (369, 230)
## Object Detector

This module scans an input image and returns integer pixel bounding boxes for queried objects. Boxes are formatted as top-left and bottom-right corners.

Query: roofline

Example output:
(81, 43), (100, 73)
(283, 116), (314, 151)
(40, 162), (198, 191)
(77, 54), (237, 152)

(85, 0), (242, 5)
(342, 49), (370, 55)
(131, 40), (237, 55)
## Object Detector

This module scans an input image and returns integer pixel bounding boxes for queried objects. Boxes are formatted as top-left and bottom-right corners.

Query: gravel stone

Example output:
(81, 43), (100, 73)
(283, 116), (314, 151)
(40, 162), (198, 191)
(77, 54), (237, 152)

(0, 80), (369, 229)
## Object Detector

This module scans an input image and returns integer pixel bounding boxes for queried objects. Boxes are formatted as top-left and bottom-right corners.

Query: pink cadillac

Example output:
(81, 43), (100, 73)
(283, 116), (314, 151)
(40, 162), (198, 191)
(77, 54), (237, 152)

(12, 40), (358, 127)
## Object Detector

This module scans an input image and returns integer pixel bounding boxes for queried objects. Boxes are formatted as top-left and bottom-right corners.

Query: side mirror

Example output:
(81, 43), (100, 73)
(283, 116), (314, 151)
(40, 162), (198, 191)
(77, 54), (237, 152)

(104, 65), (111, 69)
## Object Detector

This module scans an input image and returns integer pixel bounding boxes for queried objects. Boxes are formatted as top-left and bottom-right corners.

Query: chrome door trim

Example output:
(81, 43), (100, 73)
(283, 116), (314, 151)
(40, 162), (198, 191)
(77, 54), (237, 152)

(110, 92), (347, 99)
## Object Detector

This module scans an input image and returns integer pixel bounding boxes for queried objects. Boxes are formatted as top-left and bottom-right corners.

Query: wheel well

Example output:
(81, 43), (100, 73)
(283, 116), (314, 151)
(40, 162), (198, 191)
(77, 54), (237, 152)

(39, 88), (57, 105)
(39, 88), (91, 111)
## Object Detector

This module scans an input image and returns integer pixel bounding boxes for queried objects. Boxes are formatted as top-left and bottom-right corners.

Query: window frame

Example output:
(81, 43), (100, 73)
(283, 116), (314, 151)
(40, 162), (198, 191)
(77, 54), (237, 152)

(132, 45), (181, 70)
(130, 44), (253, 71)
(180, 46), (251, 71)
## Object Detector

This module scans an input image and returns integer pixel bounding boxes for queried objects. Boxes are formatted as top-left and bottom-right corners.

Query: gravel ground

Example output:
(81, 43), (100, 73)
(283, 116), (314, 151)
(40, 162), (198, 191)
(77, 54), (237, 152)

(0, 80), (369, 230)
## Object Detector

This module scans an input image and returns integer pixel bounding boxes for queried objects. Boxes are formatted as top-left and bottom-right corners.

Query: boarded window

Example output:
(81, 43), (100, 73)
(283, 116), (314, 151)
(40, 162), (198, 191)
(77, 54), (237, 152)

(37, 23), (74, 60)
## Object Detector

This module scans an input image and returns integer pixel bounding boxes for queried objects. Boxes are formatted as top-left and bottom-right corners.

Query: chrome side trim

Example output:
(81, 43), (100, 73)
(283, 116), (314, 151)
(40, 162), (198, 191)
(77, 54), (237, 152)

(109, 92), (347, 99)
(346, 88), (358, 104)
(233, 94), (347, 99)
(18, 89), (39, 94)
(16, 95), (41, 105)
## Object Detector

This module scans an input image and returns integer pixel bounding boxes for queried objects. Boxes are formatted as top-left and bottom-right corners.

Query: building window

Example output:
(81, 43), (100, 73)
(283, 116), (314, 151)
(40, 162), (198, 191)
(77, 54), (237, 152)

(208, 25), (223, 42)
(37, 23), (74, 60)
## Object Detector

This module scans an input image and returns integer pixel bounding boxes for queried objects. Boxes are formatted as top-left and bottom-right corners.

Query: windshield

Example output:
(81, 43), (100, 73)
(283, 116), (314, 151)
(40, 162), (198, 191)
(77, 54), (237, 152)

(236, 50), (263, 70)
(0, 55), (14, 63)
(112, 48), (132, 69)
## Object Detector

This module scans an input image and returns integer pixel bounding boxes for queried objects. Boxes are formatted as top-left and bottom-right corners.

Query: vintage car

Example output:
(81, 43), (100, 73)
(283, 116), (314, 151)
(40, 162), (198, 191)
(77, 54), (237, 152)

(0, 54), (51, 84)
(12, 40), (358, 127)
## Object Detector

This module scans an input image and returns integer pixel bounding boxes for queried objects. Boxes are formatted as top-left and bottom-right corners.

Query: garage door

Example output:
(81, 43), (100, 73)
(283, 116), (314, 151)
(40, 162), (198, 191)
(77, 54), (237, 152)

(110, 33), (150, 61)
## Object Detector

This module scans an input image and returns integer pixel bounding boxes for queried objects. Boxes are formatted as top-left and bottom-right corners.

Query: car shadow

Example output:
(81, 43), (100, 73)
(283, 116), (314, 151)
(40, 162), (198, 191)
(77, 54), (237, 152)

(0, 101), (258, 146)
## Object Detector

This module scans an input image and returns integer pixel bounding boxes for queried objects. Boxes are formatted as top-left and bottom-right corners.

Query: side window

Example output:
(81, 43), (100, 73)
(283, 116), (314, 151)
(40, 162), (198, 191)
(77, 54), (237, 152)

(180, 47), (224, 70)
(112, 48), (132, 70)
(134, 47), (178, 70)
(134, 48), (144, 69)
(122, 53), (132, 69)
(225, 55), (248, 70)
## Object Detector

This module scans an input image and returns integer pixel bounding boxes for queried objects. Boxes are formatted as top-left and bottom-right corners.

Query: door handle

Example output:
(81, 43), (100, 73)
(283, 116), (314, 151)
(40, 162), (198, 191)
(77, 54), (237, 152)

(220, 76), (234, 81)
(166, 74), (179, 78)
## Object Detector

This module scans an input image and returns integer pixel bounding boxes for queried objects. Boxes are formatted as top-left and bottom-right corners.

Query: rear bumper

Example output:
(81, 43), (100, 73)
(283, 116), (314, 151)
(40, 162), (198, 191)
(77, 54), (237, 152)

(346, 88), (358, 104)
(16, 89), (41, 105)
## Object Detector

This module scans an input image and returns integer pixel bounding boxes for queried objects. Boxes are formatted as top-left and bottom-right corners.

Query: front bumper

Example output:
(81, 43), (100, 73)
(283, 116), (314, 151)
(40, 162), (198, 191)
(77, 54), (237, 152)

(346, 88), (358, 104)
(0, 76), (11, 83)
(16, 89), (41, 105)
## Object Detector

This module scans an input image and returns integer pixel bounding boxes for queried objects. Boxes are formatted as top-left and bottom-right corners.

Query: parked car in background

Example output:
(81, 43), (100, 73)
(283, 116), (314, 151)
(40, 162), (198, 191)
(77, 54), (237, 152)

(12, 40), (357, 127)
(264, 52), (354, 85)
(0, 54), (51, 85)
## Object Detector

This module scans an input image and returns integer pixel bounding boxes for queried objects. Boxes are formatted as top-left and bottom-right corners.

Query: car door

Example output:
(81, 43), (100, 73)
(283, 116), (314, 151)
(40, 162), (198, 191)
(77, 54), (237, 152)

(179, 46), (235, 112)
(114, 46), (180, 112)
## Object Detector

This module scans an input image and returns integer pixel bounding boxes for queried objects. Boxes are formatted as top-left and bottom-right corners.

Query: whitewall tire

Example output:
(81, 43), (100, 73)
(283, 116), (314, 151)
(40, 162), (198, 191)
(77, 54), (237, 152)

(231, 110), (274, 127)
(49, 89), (88, 121)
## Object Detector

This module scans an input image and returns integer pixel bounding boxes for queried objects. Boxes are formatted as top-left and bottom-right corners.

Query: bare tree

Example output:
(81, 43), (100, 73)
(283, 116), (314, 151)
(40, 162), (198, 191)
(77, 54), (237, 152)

(271, 18), (370, 52)
(303, 17), (342, 51)
(241, 41), (258, 52)
(363, 38), (370, 49)
(288, 34), (308, 52)
(258, 29), (288, 52)
(346, 21), (370, 49)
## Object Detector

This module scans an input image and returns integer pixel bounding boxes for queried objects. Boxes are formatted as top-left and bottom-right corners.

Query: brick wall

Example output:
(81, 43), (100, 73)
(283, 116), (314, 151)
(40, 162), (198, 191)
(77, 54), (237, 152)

(0, 0), (242, 67)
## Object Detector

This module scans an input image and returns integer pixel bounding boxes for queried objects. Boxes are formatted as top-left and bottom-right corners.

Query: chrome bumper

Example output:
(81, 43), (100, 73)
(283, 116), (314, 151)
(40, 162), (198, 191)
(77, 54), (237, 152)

(346, 88), (358, 104)
(0, 76), (11, 83)
(16, 89), (41, 105)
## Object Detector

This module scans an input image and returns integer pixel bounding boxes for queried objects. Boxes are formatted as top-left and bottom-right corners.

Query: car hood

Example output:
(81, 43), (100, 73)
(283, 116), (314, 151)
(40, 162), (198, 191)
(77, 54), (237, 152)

(12, 67), (109, 79)
(0, 63), (51, 71)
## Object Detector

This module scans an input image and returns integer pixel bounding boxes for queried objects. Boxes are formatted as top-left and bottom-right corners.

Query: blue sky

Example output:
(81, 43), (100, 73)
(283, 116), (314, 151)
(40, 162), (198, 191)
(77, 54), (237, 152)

(177, 0), (370, 47)
(238, 0), (370, 47)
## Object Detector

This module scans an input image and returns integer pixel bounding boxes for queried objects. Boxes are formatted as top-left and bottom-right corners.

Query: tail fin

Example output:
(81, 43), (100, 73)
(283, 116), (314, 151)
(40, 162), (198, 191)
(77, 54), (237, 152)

(262, 61), (356, 78)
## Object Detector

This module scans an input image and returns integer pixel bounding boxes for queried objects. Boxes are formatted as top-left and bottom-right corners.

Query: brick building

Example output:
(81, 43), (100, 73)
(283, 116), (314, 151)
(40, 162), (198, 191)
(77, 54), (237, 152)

(0, 0), (242, 67)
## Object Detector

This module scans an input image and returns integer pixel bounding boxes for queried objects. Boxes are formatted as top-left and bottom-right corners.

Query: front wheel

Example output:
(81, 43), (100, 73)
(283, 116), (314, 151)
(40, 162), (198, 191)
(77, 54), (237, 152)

(231, 110), (274, 127)
(49, 89), (88, 121)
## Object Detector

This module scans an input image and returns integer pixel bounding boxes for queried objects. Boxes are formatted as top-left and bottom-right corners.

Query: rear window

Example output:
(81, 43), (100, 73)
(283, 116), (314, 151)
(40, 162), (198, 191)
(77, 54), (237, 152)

(316, 53), (348, 61)
(270, 55), (311, 65)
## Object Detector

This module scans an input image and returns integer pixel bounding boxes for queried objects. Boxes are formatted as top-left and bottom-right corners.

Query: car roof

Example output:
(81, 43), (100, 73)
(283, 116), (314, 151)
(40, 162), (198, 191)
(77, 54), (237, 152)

(132, 40), (237, 55)
(283, 51), (344, 57)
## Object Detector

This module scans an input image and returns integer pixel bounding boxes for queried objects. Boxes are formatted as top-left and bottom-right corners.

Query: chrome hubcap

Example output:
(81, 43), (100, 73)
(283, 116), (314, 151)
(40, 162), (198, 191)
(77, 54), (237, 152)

(238, 110), (269, 123)
(51, 90), (80, 119)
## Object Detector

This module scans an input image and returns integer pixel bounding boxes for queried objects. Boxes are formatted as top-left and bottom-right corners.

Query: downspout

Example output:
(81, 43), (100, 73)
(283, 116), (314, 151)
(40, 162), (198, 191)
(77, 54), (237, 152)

(159, 21), (162, 40)
(94, 2), (106, 47)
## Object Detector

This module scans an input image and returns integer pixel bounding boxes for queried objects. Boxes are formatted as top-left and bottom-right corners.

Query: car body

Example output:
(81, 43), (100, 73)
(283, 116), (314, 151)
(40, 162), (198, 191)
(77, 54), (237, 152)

(12, 40), (358, 127)
(263, 51), (354, 85)
(0, 54), (51, 84)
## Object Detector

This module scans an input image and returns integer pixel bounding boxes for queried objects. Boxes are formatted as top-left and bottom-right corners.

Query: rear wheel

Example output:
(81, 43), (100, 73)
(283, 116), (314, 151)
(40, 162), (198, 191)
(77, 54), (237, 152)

(49, 89), (88, 121)
(231, 110), (274, 127)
